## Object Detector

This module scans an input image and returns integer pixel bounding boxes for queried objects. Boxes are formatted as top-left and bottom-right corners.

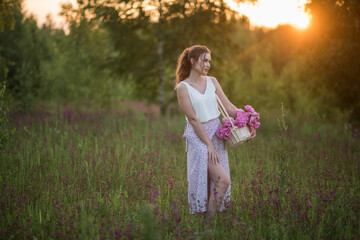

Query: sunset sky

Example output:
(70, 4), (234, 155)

(24, 0), (311, 30)
(24, 0), (78, 29)
(226, 0), (311, 29)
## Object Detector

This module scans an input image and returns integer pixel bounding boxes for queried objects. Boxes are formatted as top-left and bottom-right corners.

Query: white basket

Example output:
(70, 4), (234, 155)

(216, 94), (251, 148)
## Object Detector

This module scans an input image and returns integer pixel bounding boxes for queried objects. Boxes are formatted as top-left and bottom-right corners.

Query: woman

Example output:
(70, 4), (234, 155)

(175, 45), (256, 217)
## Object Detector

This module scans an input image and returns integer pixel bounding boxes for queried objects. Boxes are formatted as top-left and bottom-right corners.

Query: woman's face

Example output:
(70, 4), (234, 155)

(192, 52), (211, 76)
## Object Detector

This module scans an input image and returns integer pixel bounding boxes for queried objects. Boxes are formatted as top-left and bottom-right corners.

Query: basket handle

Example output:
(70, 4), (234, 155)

(216, 94), (236, 129)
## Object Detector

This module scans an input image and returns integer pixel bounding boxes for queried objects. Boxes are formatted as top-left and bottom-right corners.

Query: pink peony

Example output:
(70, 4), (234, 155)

(234, 119), (246, 128)
(217, 105), (260, 139)
(253, 121), (261, 129)
(234, 110), (248, 128)
(235, 108), (245, 114)
(243, 105), (260, 129)
(244, 105), (255, 113)
(216, 125), (232, 139)
(222, 117), (235, 127)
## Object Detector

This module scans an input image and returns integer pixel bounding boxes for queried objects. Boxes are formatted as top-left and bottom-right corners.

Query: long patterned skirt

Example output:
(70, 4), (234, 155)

(183, 117), (231, 214)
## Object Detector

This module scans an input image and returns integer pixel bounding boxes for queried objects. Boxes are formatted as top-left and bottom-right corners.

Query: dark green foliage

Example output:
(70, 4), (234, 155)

(0, 0), (21, 32)
(0, 0), (359, 123)
(140, 204), (158, 240)
(0, 1), (126, 109)
(40, 16), (124, 106)
(0, 82), (9, 153)
(303, 0), (360, 122)
(276, 103), (289, 198)
(0, 3), (52, 109)
(85, 0), (246, 113)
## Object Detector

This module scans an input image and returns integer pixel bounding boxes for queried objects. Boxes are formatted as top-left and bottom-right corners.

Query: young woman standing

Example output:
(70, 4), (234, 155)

(175, 45), (256, 217)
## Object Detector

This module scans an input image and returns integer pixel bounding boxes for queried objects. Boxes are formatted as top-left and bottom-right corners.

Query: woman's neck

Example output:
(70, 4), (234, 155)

(188, 71), (204, 84)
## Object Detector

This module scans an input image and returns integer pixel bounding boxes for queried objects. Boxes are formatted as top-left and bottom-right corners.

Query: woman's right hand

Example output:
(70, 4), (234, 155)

(207, 144), (220, 165)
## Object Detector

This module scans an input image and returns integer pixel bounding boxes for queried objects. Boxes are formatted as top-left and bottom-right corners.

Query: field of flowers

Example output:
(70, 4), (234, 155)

(1, 103), (359, 239)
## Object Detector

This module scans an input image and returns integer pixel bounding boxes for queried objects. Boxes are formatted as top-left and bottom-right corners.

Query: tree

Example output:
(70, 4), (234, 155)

(303, 0), (360, 122)
(36, 2), (123, 106)
(0, 0), (21, 32)
(70, 0), (252, 114)
(0, 0), (21, 81)
(0, 2), (52, 109)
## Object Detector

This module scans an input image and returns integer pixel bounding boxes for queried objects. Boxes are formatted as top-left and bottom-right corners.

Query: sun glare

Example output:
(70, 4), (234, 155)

(24, 0), (311, 31)
(226, 0), (311, 29)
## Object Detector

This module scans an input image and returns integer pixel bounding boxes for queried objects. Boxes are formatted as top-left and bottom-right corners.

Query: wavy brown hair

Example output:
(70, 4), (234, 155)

(174, 45), (211, 89)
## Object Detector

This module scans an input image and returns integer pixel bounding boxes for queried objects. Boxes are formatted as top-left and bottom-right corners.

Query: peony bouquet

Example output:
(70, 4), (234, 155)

(216, 105), (260, 139)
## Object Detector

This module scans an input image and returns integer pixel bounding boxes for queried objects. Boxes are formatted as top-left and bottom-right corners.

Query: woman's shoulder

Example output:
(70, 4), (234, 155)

(181, 77), (192, 84)
(207, 75), (217, 81)
(176, 81), (188, 93)
(177, 80), (188, 88)
(207, 76), (220, 87)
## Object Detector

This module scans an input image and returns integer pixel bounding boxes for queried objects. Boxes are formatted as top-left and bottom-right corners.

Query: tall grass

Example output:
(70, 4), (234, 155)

(1, 103), (359, 239)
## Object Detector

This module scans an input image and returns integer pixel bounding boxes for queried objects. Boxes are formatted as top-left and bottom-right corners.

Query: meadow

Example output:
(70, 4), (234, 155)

(1, 103), (359, 239)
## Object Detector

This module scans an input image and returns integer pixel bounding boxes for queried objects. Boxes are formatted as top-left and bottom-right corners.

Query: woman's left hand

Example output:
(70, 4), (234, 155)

(246, 126), (256, 141)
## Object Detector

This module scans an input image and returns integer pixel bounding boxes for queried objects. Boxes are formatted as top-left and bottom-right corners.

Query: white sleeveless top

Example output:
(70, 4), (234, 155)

(178, 76), (220, 123)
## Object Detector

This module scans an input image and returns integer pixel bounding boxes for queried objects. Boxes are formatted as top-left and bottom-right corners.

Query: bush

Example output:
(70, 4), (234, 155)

(0, 81), (9, 152)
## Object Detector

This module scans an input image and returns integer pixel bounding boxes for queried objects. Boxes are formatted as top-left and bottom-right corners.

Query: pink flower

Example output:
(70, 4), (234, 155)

(234, 109), (248, 128)
(222, 117), (235, 127)
(252, 112), (260, 117)
(244, 105), (260, 129)
(216, 125), (232, 139)
(244, 105), (255, 113)
(235, 108), (245, 114)
(249, 116), (260, 126)
(218, 105), (260, 138)
(234, 121), (246, 128)
(234, 116), (247, 128)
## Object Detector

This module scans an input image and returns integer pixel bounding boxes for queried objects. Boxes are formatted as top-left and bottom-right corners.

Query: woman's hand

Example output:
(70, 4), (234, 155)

(246, 125), (256, 142)
(207, 144), (220, 165)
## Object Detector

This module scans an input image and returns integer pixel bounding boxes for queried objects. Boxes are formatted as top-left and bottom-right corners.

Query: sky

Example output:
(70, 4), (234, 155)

(23, 0), (311, 30)
(23, 0), (78, 29)
(226, 0), (311, 29)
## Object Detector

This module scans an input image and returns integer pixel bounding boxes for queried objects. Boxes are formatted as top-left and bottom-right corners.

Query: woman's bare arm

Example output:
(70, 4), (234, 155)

(176, 83), (220, 164)
(211, 76), (256, 139)
(210, 76), (238, 118)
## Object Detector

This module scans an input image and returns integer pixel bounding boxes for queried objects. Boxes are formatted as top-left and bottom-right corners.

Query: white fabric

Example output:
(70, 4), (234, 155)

(178, 76), (220, 123)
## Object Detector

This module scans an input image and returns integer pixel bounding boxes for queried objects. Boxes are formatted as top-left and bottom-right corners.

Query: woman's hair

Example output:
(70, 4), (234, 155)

(174, 45), (211, 89)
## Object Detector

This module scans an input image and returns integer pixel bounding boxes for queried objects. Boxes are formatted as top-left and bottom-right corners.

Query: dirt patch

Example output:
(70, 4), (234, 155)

(121, 100), (160, 115)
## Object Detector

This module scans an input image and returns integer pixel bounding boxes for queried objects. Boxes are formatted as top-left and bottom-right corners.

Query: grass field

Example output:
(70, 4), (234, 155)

(1, 103), (359, 239)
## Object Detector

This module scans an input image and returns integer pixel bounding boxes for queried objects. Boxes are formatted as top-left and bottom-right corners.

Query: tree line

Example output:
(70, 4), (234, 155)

(0, 0), (359, 122)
